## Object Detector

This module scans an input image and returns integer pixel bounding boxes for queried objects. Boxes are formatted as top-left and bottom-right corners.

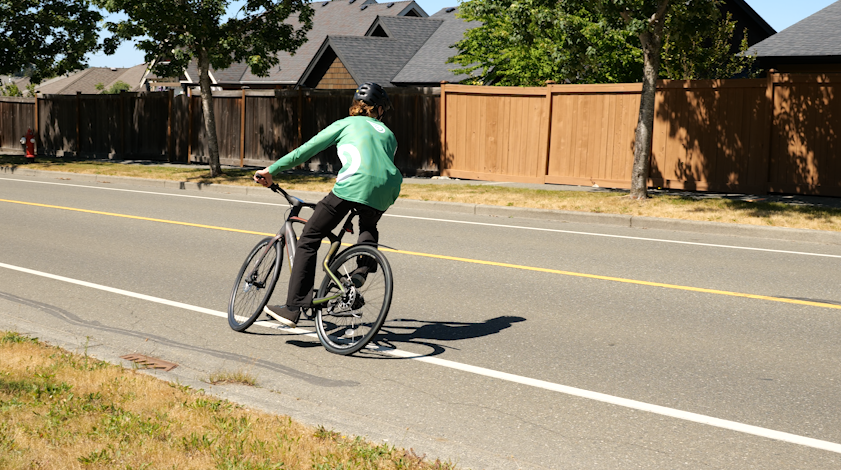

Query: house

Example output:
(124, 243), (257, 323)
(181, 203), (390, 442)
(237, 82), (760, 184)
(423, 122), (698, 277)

(300, 8), (479, 88)
(33, 64), (148, 95)
(748, 0), (841, 73)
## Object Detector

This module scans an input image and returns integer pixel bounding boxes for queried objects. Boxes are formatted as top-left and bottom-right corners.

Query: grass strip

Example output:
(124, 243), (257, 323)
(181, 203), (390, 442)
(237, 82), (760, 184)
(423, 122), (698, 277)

(0, 331), (455, 470)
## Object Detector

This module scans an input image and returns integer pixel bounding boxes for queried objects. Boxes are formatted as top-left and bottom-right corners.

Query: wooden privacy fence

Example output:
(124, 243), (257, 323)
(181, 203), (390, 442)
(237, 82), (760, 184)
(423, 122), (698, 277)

(440, 74), (841, 197)
(0, 97), (36, 151)
(0, 88), (441, 175)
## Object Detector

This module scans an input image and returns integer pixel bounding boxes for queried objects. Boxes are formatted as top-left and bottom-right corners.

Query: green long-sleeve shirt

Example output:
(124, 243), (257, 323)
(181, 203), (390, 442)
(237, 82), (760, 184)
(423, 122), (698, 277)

(267, 116), (402, 212)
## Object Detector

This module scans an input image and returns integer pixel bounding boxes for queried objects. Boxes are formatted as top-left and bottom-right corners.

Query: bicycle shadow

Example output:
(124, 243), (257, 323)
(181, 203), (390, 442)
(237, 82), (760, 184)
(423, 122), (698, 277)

(363, 315), (527, 358)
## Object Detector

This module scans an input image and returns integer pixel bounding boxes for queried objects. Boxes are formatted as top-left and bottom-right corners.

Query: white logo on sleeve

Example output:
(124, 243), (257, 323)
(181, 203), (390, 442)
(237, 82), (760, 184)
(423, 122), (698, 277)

(336, 144), (362, 182)
(368, 121), (385, 133)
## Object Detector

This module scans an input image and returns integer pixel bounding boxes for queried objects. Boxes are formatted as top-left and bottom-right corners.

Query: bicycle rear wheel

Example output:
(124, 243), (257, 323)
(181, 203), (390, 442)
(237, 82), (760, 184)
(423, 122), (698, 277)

(228, 237), (283, 332)
(315, 245), (393, 355)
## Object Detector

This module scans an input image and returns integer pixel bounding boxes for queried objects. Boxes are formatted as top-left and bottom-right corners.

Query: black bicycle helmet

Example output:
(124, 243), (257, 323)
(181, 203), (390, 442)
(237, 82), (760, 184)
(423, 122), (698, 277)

(353, 82), (391, 111)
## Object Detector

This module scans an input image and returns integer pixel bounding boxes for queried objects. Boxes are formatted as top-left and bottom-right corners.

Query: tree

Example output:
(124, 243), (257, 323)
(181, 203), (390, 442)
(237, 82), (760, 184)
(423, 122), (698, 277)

(450, 0), (757, 198)
(96, 0), (314, 177)
(449, 0), (642, 86)
(0, 0), (101, 83)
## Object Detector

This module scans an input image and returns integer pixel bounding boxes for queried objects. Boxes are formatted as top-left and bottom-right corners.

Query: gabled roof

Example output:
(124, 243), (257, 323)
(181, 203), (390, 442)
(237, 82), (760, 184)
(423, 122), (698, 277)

(391, 7), (480, 86)
(300, 15), (442, 86)
(298, 7), (479, 88)
(749, 0), (841, 59)
(35, 65), (147, 95)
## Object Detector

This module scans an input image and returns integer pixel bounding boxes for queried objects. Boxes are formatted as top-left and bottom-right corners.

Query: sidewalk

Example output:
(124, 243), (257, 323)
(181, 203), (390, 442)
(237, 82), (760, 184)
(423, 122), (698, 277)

(3, 161), (841, 246)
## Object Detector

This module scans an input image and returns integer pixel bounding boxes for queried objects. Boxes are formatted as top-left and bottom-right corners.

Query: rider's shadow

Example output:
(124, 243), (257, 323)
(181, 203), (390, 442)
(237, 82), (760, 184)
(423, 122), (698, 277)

(366, 315), (527, 357)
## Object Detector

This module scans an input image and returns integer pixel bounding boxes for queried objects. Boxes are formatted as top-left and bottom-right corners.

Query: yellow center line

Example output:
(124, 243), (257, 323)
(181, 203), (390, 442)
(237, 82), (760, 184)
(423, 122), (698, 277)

(5, 197), (840, 311)
(0, 198), (273, 236)
(379, 248), (841, 310)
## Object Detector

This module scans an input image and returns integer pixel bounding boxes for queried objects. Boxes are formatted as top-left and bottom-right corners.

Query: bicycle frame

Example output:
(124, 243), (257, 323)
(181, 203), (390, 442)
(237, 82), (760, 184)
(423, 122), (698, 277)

(249, 184), (359, 308)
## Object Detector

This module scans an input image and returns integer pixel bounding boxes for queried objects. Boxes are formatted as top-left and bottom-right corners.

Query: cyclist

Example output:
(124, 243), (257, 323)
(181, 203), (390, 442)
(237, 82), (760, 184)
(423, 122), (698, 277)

(254, 82), (402, 327)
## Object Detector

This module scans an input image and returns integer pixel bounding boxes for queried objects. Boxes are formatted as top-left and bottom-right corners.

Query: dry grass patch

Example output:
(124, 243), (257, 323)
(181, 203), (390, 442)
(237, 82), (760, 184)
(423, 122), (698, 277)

(0, 331), (455, 470)
(206, 369), (258, 386)
(399, 185), (841, 231)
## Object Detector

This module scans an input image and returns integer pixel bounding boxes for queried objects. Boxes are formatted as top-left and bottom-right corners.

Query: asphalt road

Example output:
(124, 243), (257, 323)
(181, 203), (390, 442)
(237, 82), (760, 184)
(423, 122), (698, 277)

(1, 173), (840, 469)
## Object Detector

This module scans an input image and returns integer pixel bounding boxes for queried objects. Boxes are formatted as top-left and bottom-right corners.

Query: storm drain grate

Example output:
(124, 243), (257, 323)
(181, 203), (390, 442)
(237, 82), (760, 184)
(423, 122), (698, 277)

(120, 354), (178, 371)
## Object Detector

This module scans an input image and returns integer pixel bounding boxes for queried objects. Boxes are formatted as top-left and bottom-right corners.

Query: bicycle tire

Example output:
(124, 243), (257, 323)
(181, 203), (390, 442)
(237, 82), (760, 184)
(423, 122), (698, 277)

(228, 237), (283, 332)
(315, 245), (393, 355)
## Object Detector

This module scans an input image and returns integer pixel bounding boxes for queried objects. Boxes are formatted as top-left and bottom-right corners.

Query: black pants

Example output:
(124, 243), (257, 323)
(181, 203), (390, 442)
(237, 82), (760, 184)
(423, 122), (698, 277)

(286, 192), (383, 309)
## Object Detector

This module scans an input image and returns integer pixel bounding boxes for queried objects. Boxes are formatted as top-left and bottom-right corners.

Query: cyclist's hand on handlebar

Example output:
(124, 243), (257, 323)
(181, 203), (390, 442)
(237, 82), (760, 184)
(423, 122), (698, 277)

(254, 169), (273, 187)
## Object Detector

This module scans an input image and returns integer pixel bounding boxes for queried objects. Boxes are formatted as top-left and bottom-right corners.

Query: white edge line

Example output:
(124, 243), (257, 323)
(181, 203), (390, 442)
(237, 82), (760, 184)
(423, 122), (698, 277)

(0, 176), (283, 206)
(3, 176), (839, 259)
(376, 347), (841, 454)
(2, 260), (840, 455)
(385, 214), (841, 259)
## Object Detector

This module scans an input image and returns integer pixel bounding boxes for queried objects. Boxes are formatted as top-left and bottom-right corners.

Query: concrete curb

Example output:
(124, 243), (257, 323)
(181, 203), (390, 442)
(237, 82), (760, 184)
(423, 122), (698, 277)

(4, 166), (841, 246)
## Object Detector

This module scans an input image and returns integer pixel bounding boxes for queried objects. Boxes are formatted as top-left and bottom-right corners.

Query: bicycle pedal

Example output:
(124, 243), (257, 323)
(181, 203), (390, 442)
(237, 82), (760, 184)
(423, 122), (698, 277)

(306, 307), (320, 320)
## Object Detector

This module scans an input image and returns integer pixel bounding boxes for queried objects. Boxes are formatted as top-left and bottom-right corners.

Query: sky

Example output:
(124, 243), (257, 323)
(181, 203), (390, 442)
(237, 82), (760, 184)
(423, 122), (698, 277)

(85, 0), (839, 69)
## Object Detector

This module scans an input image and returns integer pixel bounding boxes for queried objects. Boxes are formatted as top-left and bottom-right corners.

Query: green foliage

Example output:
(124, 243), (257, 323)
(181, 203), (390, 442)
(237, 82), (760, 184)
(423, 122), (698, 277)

(449, 0), (642, 85)
(95, 0), (314, 80)
(449, 0), (757, 85)
(661, 9), (758, 80)
(0, 0), (102, 83)
(1, 82), (22, 96)
(95, 80), (132, 94)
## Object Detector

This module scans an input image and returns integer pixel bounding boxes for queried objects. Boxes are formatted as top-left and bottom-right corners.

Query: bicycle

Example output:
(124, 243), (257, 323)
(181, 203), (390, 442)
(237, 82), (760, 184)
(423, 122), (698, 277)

(227, 182), (394, 355)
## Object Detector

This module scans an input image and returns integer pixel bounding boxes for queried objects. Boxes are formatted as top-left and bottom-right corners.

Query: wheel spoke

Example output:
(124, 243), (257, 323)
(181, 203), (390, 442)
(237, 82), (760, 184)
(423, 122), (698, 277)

(316, 246), (392, 355)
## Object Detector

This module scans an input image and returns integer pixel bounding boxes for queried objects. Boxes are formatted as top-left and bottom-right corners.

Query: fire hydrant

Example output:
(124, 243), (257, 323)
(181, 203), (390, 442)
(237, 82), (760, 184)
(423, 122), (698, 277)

(20, 129), (35, 161)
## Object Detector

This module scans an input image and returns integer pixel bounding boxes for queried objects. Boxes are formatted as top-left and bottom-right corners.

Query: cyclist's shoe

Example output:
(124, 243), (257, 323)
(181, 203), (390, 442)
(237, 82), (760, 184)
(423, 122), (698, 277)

(263, 305), (301, 327)
(349, 265), (370, 288)
(351, 272), (367, 288)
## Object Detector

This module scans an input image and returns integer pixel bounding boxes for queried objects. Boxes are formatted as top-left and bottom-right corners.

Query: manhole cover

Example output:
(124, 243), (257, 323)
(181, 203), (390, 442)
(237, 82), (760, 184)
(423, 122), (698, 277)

(120, 354), (178, 371)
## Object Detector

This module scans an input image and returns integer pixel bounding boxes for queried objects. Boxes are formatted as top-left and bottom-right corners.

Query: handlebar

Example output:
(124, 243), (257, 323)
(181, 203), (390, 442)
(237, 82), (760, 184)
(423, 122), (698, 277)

(255, 172), (316, 209)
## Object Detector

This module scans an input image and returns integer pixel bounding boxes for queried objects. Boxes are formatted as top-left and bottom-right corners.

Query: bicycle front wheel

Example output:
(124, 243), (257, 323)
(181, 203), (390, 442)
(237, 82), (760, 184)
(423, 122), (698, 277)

(315, 245), (393, 355)
(228, 237), (283, 332)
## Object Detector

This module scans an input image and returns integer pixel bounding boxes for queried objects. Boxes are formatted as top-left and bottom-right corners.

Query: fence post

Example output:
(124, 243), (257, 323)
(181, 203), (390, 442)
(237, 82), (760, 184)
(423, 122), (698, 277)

(120, 93), (125, 158)
(240, 88), (246, 167)
(439, 81), (447, 174)
(297, 88), (303, 148)
(76, 91), (81, 155)
(34, 94), (39, 155)
(763, 69), (778, 195)
(167, 89), (174, 161)
(188, 93), (193, 163)
(541, 80), (556, 182)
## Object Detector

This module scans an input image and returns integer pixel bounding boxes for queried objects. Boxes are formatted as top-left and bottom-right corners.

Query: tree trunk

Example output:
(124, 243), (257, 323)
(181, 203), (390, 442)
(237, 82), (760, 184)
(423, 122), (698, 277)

(629, 1), (669, 200)
(198, 49), (223, 177)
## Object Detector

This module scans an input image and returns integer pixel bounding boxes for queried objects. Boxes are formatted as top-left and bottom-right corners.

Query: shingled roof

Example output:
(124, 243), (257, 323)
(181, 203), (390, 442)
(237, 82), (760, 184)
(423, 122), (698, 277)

(749, 0), (841, 59)
(301, 15), (443, 87)
(35, 65), (147, 95)
(392, 7), (481, 86)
